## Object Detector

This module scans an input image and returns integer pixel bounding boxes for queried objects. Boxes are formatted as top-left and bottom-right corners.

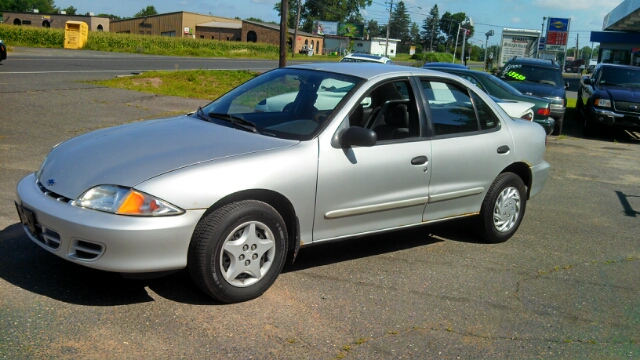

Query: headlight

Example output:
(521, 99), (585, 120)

(594, 98), (611, 108)
(72, 185), (184, 216)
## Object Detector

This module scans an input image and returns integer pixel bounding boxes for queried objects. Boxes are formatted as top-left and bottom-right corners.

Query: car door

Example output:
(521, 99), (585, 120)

(313, 78), (432, 241)
(418, 77), (515, 222)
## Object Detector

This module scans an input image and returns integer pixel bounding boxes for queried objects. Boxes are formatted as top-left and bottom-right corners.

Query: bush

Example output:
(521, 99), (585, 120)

(0, 24), (280, 58)
(411, 51), (455, 66)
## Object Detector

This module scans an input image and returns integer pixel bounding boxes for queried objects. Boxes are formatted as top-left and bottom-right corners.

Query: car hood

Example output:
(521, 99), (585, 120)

(505, 81), (564, 98)
(599, 85), (640, 102)
(38, 116), (297, 199)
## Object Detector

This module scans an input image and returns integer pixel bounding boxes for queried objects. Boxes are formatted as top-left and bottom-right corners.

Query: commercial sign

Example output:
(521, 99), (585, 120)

(498, 28), (541, 67)
(313, 21), (338, 36)
(313, 21), (364, 38)
(545, 17), (570, 52)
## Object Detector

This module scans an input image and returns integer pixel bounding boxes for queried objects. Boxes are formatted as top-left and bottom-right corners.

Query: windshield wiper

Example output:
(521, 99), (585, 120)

(208, 112), (259, 133)
(196, 106), (213, 122)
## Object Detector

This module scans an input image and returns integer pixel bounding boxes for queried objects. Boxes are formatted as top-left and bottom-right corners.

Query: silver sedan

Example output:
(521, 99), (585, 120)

(15, 63), (550, 303)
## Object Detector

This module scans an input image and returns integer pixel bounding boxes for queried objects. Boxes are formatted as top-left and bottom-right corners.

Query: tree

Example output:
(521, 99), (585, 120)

(410, 22), (420, 45)
(366, 19), (380, 39)
(300, 0), (372, 33)
(134, 5), (158, 18)
(273, 0), (298, 29)
(1, 0), (56, 13)
(97, 13), (122, 20)
(60, 5), (76, 14)
(421, 5), (440, 52)
(389, 1), (411, 45)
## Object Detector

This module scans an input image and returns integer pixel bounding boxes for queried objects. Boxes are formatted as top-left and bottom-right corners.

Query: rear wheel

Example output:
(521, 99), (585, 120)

(476, 173), (527, 244)
(188, 200), (288, 303)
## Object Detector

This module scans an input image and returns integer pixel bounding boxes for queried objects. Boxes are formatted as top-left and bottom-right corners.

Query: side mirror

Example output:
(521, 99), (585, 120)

(338, 127), (377, 148)
(564, 82), (570, 90)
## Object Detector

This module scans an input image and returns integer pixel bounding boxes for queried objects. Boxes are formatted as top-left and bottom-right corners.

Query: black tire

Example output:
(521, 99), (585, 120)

(188, 200), (288, 303)
(582, 109), (598, 138)
(552, 116), (564, 135)
(476, 173), (527, 244)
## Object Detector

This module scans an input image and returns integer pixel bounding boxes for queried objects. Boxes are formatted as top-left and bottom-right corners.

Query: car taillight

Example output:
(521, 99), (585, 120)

(521, 113), (533, 121)
(537, 107), (551, 116)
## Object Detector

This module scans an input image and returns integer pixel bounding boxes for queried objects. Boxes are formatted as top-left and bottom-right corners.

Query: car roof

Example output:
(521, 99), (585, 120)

(287, 62), (451, 81)
(507, 57), (559, 69)
(595, 63), (640, 71)
(343, 53), (390, 61)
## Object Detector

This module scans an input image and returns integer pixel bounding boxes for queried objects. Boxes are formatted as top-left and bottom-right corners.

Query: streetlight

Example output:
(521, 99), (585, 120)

(537, 17), (546, 59)
(483, 30), (494, 71)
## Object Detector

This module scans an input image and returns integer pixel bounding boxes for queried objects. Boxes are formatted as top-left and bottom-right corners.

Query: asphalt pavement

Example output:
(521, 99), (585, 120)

(1, 48), (639, 359)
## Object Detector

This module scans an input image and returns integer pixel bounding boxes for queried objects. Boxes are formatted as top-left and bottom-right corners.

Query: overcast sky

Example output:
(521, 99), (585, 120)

(53, 0), (625, 48)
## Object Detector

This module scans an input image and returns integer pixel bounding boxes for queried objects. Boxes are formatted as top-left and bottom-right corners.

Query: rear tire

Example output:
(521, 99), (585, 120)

(476, 173), (527, 244)
(188, 200), (288, 303)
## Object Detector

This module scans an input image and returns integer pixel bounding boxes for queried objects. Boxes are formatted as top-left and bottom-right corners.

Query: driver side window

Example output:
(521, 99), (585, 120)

(348, 79), (421, 142)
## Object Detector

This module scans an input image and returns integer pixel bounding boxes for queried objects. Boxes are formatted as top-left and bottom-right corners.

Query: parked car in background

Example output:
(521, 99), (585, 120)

(15, 63), (550, 303)
(587, 59), (598, 74)
(0, 40), (7, 62)
(340, 53), (394, 65)
(577, 63), (640, 136)
(497, 57), (568, 135)
(423, 67), (555, 134)
(564, 58), (585, 73)
(422, 62), (469, 70)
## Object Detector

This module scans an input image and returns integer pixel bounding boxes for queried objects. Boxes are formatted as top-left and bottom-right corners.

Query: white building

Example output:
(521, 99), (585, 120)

(353, 37), (401, 58)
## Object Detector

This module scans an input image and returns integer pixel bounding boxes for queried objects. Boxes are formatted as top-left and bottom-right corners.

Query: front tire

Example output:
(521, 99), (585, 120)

(476, 173), (527, 244)
(188, 200), (288, 303)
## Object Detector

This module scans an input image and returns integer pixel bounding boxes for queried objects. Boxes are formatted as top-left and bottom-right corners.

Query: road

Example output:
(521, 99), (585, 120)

(1, 48), (639, 359)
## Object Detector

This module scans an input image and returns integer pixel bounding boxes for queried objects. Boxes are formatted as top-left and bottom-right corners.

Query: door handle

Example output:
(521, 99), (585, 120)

(411, 156), (428, 165)
(497, 145), (510, 154)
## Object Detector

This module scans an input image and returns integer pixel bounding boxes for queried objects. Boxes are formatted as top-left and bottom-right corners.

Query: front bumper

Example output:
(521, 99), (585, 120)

(529, 161), (550, 200)
(15, 173), (205, 273)
(590, 107), (640, 129)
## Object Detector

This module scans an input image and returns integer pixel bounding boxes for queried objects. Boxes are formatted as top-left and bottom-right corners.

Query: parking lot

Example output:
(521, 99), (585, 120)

(1, 49), (639, 358)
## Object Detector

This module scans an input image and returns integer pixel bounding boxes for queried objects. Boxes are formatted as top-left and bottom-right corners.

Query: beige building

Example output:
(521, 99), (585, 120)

(1, 11), (109, 32)
(109, 11), (240, 37)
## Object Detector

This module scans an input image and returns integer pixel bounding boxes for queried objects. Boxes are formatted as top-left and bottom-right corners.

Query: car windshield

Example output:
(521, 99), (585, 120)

(201, 68), (363, 140)
(485, 74), (523, 95)
(498, 64), (564, 87)
(598, 67), (640, 87)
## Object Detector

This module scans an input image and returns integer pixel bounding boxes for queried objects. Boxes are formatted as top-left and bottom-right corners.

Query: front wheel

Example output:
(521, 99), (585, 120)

(476, 173), (527, 244)
(188, 200), (288, 303)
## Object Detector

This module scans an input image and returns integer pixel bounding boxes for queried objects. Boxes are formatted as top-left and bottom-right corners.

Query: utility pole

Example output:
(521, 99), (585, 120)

(452, 22), (461, 63)
(429, 21), (435, 52)
(460, 28), (467, 65)
(385, 0), (393, 57)
(292, 0), (301, 58)
(279, 0), (288, 67)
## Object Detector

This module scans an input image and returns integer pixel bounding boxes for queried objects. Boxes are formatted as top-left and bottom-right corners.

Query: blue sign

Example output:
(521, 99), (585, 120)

(547, 18), (569, 32)
(538, 37), (546, 50)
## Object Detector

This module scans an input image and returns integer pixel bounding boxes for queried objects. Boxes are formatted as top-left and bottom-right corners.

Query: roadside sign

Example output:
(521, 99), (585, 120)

(544, 17), (570, 53)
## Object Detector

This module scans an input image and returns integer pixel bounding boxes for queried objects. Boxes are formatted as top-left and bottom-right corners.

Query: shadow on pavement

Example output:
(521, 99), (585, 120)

(1, 218), (485, 305)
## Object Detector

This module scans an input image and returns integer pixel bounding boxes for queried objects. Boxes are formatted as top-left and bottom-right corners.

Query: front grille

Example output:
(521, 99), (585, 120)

(36, 180), (73, 203)
(69, 240), (104, 261)
(614, 101), (640, 113)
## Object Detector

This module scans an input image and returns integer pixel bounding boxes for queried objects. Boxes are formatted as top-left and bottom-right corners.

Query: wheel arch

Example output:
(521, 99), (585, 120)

(501, 162), (532, 198)
(201, 189), (300, 265)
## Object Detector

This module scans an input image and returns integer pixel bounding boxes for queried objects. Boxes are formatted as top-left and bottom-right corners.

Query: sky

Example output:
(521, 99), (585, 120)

(53, 0), (626, 48)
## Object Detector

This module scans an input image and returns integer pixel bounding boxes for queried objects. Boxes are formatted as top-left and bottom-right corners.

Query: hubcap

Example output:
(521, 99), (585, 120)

(219, 221), (276, 287)
(493, 186), (521, 233)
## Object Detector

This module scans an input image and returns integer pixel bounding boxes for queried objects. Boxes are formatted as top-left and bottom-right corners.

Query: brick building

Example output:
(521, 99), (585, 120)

(1, 11), (109, 32)
(241, 20), (323, 54)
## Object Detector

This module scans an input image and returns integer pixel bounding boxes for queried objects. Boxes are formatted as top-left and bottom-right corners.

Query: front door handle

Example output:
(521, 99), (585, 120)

(497, 145), (510, 154)
(411, 156), (428, 165)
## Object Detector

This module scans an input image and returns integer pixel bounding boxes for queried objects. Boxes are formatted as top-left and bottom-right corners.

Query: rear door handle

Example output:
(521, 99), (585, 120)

(411, 156), (428, 165)
(497, 145), (510, 154)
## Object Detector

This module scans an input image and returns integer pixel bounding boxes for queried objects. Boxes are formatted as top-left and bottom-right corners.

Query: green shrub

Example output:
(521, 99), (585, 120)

(0, 24), (280, 58)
